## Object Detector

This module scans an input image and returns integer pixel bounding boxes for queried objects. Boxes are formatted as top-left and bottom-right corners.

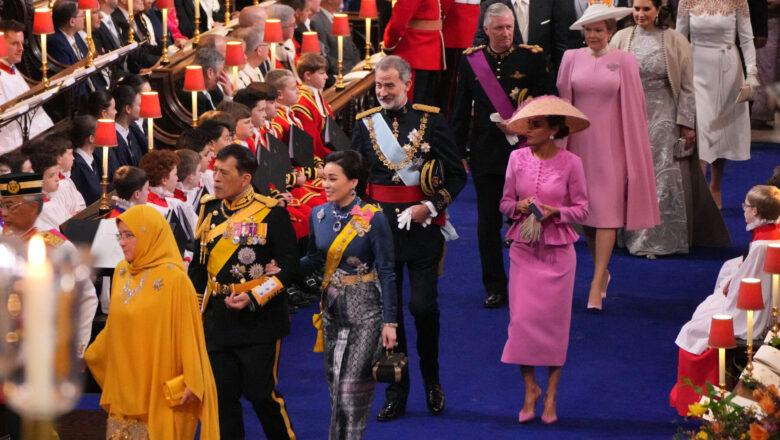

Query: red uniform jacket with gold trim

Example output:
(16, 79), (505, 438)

(383, 0), (445, 70)
(292, 86), (334, 160)
(441, 0), (479, 49)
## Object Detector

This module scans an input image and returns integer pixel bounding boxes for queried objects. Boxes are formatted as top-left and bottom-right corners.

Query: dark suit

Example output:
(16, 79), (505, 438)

(310, 11), (361, 87)
(48, 30), (108, 97)
(70, 152), (104, 205)
(92, 21), (131, 78)
(177, 87), (224, 118)
(748, 0), (769, 39)
(472, 0), (573, 74)
(173, 0), (220, 38)
(145, 8), (174, 47)
(110, 8), (160, 69)
(450, 44), (554, 298)
(115, 123), (147, 167)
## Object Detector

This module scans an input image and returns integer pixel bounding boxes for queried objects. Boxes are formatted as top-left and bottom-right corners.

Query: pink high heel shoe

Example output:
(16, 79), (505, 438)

(518, 411), (535, 423)
(541, 415), (558, 425)
(601, 273), (611, 299)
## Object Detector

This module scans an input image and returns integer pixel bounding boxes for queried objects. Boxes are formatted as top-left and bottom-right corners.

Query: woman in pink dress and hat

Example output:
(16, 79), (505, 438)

(557, 1), (660, 311)
(500, 96), (590, 424)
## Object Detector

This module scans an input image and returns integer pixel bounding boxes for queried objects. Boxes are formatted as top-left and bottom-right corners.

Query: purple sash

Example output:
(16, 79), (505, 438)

(466, 49), (516, 120)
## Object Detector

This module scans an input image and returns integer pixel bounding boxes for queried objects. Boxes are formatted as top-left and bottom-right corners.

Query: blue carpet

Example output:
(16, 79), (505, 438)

(77, 143), (780, 439)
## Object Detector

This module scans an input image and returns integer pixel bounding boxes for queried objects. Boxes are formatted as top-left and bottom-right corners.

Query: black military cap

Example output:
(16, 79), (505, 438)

(0, 173), (43, 198)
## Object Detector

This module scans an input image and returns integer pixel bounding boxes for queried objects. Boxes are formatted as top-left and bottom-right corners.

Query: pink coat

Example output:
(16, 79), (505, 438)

(557, 48), (660, 231)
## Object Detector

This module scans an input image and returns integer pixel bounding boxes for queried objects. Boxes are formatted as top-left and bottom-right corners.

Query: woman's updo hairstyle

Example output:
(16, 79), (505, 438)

(545, 115), (570, 139)
(324, 150), (369, 198)
(649, 0), (672, 29)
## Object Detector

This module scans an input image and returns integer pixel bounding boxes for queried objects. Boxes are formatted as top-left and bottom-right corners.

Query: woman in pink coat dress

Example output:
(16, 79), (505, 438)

(557, 2), (661, 311)
(501, 96), (590, 424)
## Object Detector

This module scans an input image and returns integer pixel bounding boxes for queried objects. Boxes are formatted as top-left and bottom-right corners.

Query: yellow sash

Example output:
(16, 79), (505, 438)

(200, 203), (271, 311)
(312, 204), (379, 352)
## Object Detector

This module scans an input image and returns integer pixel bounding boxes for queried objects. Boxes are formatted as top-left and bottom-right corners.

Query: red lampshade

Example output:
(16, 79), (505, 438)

(708, 315), (736, 349)
(264, 19), (284, 43)
(183, 65), (205, 92)
(765, 243), (780, 274)
(0, 33), (6, 59)
(77, 0), (98, 9)
(332, 14), (350, 37)
(225, 41), (245, 66)
(33, 8), (54, 35)
(301, 31), (320, 54)
(94, 119), (117, 147)
(156, 0), (175, 9)
(359, 0), (378, 18)
(737, 278), (764, 310)
(139, 92), (162, 118)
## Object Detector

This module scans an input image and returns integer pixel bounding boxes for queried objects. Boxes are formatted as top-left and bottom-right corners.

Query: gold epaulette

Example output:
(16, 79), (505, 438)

(200, 194), (217, 205)
(292, 104), (313, 120)
(462, 45), (485, 55)
(412, 103), (440, 114)
(39, 230), (65, 247)
(355, 106), (382, 120)
(518, 44), (544, 54)
(254, 193), (278, 207)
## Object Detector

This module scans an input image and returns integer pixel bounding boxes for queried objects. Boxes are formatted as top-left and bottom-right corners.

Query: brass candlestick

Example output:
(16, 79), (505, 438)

(41, 34), (49, 88)
(194, 17), (201, 45)
(336, 35), (345, 90)
(85, 9), (94, 67)
(98, 176), (110, 215)
(225, 0), (230, 26)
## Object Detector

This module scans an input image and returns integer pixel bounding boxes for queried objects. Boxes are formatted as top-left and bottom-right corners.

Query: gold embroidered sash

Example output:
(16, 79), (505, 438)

(312, 205), (379, 352)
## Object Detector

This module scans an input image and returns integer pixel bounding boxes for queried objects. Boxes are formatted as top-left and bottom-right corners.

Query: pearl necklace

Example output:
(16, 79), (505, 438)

(586, 46), (610, 57)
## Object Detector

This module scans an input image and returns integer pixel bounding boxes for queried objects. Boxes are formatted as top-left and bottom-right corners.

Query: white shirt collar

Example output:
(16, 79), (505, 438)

(116, 123), (130, 143)
(75, 147), (95, 168)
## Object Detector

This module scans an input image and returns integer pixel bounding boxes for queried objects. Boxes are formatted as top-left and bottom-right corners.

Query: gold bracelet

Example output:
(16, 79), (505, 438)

(383, 323), (398, 328)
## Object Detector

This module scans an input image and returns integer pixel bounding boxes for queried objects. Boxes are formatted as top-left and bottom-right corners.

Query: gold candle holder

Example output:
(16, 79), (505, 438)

(128, 0), (135, 43)
(191, 91), (198, 127)
(336, 35), (345, 90)
(161, 8), (169, 64)
(225, 0), (230, 26)
(85, 9), (94, 67)
(41, 34), (49, 88)
(98, 146), (111, 215)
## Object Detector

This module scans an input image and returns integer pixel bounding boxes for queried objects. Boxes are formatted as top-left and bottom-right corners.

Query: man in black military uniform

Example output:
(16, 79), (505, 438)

(189, 145), (299, 440)
(450, 2), (555, 308)
(352, 55), (467, 422)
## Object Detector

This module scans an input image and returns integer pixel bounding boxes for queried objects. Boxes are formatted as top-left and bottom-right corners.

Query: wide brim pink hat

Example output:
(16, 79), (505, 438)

(507, 96), (591, 136)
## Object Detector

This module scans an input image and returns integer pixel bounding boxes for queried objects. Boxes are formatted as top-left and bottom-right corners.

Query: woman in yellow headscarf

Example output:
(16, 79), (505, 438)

(85, 205), (220, 439)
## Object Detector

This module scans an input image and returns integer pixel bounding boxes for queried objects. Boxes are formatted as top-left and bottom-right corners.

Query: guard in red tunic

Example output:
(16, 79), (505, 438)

(382, 0), (445, 106)
(439, 0), (480, 117)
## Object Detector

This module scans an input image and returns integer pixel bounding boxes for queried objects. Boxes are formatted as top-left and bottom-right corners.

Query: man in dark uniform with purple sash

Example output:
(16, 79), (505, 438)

(450, 2), (554, 308)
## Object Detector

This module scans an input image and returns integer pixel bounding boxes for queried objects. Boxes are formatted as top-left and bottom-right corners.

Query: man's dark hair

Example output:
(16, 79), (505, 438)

(176, 127), (209, 153)
(45, 134), (72, 156)
(0, 152), (27, 173)
(278, 0), (305, 12)
(84, 89), (114, 118)
(113, 166), (148, 200)
(29, 152), (58, 174)
(197, 119), (232, 143)
(20, 137), (65, 158)
(112, 85), (138, 116)
(233, 87), (265, 111)
(0, 20), (25, 33)
(216, 144), (257, 176)
(70, 115), (97, 148)
(53, 0), (79, 30)
(117, 74), (150, 94)
(324, 150), (369, 198)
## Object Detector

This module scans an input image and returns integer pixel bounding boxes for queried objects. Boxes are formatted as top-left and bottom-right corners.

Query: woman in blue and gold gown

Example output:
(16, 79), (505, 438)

(298, 150), (397, 440)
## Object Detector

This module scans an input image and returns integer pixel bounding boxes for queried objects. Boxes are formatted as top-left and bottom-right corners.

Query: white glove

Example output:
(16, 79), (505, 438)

(490, 113), (519, 145)
(397, 207), (413, 231)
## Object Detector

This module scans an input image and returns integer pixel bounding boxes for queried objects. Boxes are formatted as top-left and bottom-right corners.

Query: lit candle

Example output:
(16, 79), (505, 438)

(337, 35), (343, 67)
(192, 91), (198, 127)
(102, 146), (108, 179)
(147, 119), (154, 151)
(747, 309), (754, 346)
(85, 9), (91, 41)
(232, 65), (238, 91)
(23, 235), (54, 412)
(41, 35), (47, 69)
(718, 348), (726, 392)
(774, 273), (778, 316)
(365, 18), (370, 53)
(195, 0), (199, 19)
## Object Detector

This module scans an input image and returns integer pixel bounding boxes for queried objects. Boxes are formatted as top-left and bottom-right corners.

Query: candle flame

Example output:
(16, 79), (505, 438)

(28, 234), (46, 266)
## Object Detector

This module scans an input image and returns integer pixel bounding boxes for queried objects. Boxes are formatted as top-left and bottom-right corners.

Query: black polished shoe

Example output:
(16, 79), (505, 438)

(425, 384), (446, 415)
(376, 399), (406, 422)
(483, 293), (507, 308)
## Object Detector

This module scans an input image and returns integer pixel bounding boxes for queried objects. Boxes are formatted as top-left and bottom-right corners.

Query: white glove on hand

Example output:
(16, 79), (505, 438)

(490, 113), (519, 145)
(397, 207), (413, 231)
(746, 74), (761, 100)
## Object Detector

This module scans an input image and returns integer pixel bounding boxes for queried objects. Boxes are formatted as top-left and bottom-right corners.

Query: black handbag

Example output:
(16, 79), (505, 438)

(373, 349), (408, 383)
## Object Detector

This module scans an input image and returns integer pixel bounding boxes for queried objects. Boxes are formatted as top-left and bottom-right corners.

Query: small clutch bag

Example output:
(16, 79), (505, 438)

(373, 349), (408, 383)
(162, 374), (186, 407)
(673, 137), (693, 159)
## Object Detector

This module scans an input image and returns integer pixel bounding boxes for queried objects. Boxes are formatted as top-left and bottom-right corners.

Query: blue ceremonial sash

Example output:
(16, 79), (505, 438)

(364, 113), (420, 186)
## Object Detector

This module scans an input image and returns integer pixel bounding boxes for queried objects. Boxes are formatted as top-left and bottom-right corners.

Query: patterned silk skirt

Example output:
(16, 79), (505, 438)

(322, 271), (384, 440)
